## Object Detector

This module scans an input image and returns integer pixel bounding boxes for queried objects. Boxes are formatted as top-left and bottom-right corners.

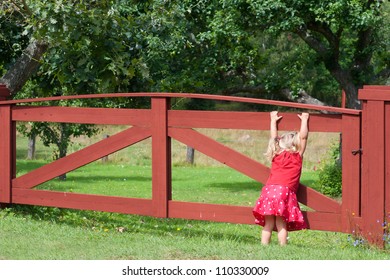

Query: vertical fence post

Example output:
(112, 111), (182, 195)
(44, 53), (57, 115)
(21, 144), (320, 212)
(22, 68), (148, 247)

(359, 86), (390, 246)
(151, 97), (171, 218)
(0, 85), (12, 206)
(386, 101), (390, 225)
(341, 113), (361, 232)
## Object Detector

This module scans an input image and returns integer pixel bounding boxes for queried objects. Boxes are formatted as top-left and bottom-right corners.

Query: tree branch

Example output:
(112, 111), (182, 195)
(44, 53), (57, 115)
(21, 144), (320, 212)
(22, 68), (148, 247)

(220, 85), (332, 112)
(353, 27), (374, 74)
(374, 67), (390, 83)
(294, 25), (360, 109)
(295, 26), (329, 58)
(306, 21), (339, 50)
(220, 85), (266, 96)
(279, 88), (329, 107)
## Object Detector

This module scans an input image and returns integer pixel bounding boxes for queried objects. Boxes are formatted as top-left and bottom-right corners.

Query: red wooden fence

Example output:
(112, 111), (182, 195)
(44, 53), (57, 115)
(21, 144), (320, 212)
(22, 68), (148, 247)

(0, 84), (389, 246)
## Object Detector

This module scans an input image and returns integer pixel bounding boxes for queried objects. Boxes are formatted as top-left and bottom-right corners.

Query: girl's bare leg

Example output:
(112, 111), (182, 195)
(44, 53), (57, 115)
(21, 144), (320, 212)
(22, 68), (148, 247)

(261, 216), (275, 245)
(275, 216), (288, 245)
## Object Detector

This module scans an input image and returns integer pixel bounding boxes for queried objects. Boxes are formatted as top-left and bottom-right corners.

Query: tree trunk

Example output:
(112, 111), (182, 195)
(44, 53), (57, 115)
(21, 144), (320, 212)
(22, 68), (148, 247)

(102, 134), (110, 163)
(186, 146), (195, 164)
(0, 40), (48, 95)
(294, 23), (369, 110)
(57, 123), (68, 181)
(27, 135), (36, 160)
(325, 65), (361, 109)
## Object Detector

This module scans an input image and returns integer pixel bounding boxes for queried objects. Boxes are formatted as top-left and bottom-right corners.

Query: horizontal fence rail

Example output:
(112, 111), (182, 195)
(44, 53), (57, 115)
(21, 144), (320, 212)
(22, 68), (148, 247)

(1, 92), (360, 114)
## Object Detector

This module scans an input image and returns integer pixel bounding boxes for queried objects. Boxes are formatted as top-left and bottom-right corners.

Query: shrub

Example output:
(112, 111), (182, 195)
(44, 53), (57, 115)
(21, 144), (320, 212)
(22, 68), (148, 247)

(317, 141), (342, 197)
(318, 163), (342, 197)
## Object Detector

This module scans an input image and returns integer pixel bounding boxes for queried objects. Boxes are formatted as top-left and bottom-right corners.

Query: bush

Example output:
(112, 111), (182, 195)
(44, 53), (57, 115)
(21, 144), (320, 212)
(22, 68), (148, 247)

(317, 142), (342, 197)
(318, 163), (342, 197)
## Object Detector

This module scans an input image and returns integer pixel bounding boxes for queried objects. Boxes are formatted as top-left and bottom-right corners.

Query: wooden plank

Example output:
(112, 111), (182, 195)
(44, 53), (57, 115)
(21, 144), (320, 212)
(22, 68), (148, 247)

(361, 100), (385, 245)
(168, 201), (254, 224)
(363, 85), (390, 90)
(151, 97), (171, 218)
(360, 101), (368, 219)
(12, 188), (153, 216)
(0, 92), (361, 115)
(304, 212), (342, 232)
(0, 84), (10, 100)
(341, 114), (362, 232)
(168, 127), (270, 183)
(0, 105), (12, 203)
(13, 126), (151, 189)
(386, 103), (390, 218)
(168, 201), (341, 231)
(359, 89), (390, 101)
(12, 106), (151, 126)
(169, 110), (266, 130)
(12, 122), (16, 179)
(169, 111), (342, 132)
(297, 184), (341, 213)
(348, 216), (364, 234)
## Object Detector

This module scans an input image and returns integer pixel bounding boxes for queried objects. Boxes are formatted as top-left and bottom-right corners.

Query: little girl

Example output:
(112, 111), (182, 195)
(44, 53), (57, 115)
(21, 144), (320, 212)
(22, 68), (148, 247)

(253, 111), (309, 245)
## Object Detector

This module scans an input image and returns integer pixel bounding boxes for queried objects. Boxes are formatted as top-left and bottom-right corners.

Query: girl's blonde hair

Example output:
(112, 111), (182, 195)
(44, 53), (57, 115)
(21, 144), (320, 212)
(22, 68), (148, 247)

(265, 131), (301, 161)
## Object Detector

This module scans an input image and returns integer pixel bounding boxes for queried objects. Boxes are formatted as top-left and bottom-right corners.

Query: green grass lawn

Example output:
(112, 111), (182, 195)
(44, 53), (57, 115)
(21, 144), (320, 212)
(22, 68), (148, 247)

(1, 204), (389, 260)
(1, 160), (389, 260)
(18, 160), (319, 205)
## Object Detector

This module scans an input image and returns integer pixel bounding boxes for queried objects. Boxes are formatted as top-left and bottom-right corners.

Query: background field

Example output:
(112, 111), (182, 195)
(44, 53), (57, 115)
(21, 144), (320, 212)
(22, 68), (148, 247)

(14, 126), (338, 203)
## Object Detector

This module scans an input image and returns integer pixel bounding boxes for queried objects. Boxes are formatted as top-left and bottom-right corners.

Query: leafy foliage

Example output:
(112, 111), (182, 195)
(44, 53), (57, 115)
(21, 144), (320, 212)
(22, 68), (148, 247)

(318, 142), (342, 197)
(0, 1), (29, 75)
(1, 0), (389, 159)
(3, 0), (389, 101)
(243, 0), (389, 107)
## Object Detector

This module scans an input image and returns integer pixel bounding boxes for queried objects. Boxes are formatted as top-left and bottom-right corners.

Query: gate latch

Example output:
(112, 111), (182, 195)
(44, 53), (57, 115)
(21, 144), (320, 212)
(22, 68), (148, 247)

(351, 148), (362, 155)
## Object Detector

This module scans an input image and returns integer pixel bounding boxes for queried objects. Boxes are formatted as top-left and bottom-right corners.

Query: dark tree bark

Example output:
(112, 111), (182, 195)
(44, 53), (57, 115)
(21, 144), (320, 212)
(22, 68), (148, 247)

(27, 135), (36, 160)
(294, 19), (377, 110)
(0, 39), (48, 95)
(57, 123), (69, 181)
(186, 146), (195, 164)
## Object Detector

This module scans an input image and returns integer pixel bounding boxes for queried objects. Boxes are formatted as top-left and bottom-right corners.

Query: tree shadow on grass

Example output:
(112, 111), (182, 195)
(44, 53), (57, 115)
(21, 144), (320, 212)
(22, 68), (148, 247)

(11, 162), (259, 244)
(38, 174), (153, 185)
(33, 174), (153, 198)
(15, 161), (48, 175)
(6, 205), (259, 245)
(207, 181), (262, 193)
(16, 160), (153, 196)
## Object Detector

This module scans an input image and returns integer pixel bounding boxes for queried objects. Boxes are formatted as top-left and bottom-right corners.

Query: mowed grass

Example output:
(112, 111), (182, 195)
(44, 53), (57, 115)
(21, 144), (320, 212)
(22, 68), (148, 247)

(1, 126), (389, 259)
(1, 207), (389, 260)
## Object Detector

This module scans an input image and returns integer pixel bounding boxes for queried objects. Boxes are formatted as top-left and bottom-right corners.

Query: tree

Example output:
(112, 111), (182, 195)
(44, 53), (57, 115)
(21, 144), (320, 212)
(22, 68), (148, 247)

(241, 0), (389, 109)
(2, 0), (389, 109)
(127, 0), (389, 109)
(0, 1), (48, 93)
(1, 1), (150, 174)
(1, 0), (388, 172)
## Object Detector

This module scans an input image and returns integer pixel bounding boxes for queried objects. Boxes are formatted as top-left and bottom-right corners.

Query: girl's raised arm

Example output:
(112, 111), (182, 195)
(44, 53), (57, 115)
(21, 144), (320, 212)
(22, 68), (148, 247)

(270, 111), (282, 139)
(297, 113), (309, 156)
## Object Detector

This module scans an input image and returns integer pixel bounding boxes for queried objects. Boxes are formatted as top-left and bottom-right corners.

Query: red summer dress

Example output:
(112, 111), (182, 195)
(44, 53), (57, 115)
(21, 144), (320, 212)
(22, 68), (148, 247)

(252, 151), (307, 231)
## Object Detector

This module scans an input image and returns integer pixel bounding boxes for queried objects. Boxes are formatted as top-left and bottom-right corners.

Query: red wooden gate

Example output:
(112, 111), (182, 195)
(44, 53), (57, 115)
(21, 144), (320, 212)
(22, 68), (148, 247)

(0, 84), (389, 245)
(359, 85), (390, 245)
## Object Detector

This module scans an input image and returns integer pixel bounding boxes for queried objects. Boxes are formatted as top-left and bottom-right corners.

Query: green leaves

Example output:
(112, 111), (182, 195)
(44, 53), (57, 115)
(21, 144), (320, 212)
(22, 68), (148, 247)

(3, 0), (389, 106)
